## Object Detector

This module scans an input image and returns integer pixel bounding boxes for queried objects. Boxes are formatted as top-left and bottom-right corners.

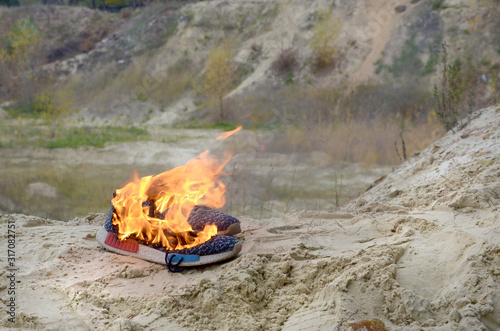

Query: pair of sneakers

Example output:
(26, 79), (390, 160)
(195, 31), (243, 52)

(96, 204), (242, 272)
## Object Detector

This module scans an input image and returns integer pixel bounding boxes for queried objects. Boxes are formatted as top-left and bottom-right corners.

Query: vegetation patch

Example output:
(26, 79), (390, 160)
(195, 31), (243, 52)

(202, 42), (236, 120)
(271, 48), (298, 77)
(430, 0), (446, 10)
(44, 126), (149, 149)
(0, 124), (149, 149)
(128, 4), (180, 49)
(148, 57), (196, 106)
(388, 35), (424, 77)
(219, 82), (441, 166)
(0, 15), (41, 108)
(173, 120), (238, 131)
(309, 10), (340, 72)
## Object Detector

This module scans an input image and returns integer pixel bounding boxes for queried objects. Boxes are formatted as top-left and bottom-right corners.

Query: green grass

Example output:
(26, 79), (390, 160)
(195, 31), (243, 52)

(388, 35), (423, 77)
(173, 120), (238, 130)
(44, 126), (149, 149)
(135, 93), (148, 102)
(4, 104), (42, 118)
(422, 34), (442, 76)
(384, 34), (444, 77)
(0, 124), (149, 149)
(431, 0), (445, 10)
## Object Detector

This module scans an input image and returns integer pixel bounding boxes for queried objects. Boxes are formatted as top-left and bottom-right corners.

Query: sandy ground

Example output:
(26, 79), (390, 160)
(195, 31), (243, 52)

(1, 105), (499, 330)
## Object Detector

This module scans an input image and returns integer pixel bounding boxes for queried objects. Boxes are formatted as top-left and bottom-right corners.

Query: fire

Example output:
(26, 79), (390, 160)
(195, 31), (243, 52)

(111, 149), (234, 251)
(216, 125), (242, 140)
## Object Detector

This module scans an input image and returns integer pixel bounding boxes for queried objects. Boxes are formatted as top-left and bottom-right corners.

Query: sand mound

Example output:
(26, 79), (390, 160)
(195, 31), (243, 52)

(1, 106), (499, 330)
(354, 106), (500, 214)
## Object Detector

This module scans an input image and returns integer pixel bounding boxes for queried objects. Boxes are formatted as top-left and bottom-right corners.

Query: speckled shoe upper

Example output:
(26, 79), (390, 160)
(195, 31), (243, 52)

(169, 235), (239, 256)
(187, 205), (240, 234)
(104, 204), (116, 233)
(104, 204), (240, 256)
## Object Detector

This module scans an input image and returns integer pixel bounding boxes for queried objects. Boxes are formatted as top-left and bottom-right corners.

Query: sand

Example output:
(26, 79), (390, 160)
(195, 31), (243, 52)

(1, 105), (499, 331)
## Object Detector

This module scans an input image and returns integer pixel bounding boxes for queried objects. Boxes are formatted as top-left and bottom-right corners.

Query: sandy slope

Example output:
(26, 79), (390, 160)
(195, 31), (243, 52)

(1, 105), (499, 331)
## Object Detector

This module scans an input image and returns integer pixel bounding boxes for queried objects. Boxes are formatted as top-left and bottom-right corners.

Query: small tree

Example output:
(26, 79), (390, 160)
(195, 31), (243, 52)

(204, 42), (234, 120)
(0, 16), (41, 106)
(34, 88), (73, 137)
(310, 10), (340, 71)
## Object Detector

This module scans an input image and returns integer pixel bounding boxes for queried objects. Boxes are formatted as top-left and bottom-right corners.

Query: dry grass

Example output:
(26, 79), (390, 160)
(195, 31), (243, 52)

(266, 119), (443, 167)
(224, 80), (444, 167)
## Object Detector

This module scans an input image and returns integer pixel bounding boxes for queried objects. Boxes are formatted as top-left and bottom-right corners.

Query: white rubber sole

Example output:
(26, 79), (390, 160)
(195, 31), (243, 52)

(96, 226), (242, 267)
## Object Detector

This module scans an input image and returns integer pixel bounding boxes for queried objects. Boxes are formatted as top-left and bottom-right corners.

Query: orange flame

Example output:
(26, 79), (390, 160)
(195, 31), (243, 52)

(111, 125), (242, 251)
(216, 125), (242, 140)
(112, 151), (233, 250)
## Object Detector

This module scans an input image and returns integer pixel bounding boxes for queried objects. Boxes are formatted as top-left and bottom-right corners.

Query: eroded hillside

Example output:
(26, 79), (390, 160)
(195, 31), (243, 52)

(1, 0), (499, 125)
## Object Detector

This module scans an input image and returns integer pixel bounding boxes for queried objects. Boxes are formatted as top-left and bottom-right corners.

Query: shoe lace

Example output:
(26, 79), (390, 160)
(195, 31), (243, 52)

(165, 253), (184, 273)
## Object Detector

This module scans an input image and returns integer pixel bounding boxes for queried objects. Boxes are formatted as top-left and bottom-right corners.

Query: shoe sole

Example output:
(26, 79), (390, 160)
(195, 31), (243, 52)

(96, 226), (242, 267)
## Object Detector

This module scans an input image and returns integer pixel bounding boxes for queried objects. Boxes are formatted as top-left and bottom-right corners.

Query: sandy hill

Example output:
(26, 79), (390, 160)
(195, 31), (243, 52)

(1, 0), (499, 124)
(1, 104), (498, 330)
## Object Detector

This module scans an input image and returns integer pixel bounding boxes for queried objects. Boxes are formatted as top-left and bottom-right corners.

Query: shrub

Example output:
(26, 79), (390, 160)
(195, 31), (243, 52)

(4, 16), (39, 59)
(431, 0), (445, 10)
(310, 11), (340, 71)
(33, 89), (73, 121)
(0, 16), (41, 105)
(78, 38), (97, 52)
(271, 48), (298, 77)
(388, 35), (423, 77)
(122, 10), (132, 19)
(251, 43), (262, 54)
(433, 42), (480, 131)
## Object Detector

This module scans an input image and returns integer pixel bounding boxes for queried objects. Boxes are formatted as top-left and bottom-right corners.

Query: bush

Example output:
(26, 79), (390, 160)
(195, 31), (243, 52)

(431, 0), (445, 10)
(433, 42), (481, 131)
(0, 16), (41, 105)
(33, 89), (72, 120)
(388, 35), (423, 77)
(310, 11), (340, 72)
(271, 48), (298, 77)
(122, 10), (132, 19)
(348, 83), (433, 122)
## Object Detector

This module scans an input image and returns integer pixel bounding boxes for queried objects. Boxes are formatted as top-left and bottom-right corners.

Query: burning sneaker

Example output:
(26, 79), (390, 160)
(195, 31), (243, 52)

(187, 205), (241, 236)
(96, 144), (244, 271)
(145, 202), (241, 236)
(97, 205), (242, 271)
